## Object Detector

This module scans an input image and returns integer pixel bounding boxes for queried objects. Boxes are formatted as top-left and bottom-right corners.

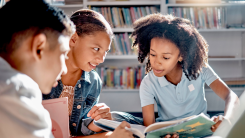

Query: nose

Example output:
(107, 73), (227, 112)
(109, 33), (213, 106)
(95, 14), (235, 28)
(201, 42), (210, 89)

(97, 52), (106, 64)
(154, 57), (162, 66)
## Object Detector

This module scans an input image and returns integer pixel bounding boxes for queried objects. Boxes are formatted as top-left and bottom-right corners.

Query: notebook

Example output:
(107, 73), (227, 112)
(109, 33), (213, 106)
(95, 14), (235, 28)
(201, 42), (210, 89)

(42, 97), (69, 138)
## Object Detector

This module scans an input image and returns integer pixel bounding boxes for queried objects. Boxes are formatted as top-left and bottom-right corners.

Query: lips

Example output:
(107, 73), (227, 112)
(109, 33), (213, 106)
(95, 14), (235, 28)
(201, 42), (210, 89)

(89, 62), (97, 69)
(153, 69), (164, 74)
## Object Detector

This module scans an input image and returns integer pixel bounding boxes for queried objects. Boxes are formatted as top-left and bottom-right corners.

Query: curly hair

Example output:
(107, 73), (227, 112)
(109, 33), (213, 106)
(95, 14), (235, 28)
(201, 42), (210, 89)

(131, 14), (209, 80)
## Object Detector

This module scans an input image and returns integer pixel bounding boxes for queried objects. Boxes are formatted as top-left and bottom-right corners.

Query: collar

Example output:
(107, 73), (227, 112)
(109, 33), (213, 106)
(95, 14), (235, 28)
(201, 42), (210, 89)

(0, 57), (12, 70)
(156, 71), (187, 87)
(80, 71), (91, 84)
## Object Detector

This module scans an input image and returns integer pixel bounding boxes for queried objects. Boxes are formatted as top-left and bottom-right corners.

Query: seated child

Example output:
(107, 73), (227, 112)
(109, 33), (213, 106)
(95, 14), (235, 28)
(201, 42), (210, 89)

(130, 14), (239, 138)
(43, 9), (136, 138)
(0, 0), (75, 137)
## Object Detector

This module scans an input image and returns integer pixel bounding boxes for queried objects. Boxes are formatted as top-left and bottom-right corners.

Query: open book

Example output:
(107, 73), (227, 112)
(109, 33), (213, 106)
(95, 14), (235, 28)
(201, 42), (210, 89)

(94, 113), (215, 138)
(42, 97), (69, 138)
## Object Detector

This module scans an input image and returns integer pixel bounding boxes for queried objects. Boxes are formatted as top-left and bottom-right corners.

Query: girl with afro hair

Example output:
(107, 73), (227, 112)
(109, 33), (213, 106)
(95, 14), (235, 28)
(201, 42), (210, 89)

(131, 14), (238, 138)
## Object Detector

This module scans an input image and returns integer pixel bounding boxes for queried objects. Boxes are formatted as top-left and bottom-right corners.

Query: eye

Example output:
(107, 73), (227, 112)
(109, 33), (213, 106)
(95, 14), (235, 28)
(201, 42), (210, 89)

(150, 54), (155, 57)
(94, 48), (100, 51)
(163, 57), (169, 60)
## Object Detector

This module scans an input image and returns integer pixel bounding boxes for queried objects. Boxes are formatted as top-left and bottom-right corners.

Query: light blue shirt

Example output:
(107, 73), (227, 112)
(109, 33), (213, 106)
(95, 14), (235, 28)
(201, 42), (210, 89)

(140, 64), (219, 122)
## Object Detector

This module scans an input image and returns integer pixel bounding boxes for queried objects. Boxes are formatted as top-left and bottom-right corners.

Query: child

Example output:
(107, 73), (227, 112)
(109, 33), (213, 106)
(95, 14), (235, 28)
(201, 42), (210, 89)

(130, 14), (239, 137)
(43, 9), (136, 138)
(0, 0), (75, 137)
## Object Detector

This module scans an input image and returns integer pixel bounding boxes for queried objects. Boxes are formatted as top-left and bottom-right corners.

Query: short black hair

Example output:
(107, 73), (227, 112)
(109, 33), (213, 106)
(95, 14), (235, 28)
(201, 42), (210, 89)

(131, 14), (209, 80)
(0, 0), (75, 54)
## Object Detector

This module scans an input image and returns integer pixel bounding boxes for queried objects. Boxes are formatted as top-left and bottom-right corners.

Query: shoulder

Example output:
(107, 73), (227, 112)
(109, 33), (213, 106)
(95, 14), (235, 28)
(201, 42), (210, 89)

(89, 70), (102, 84)
(0, 68), (41, 99)
(140, 71), (156, 89)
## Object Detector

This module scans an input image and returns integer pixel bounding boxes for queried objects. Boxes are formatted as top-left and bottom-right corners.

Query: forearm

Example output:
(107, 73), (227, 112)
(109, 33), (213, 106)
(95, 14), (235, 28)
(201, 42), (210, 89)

(224, 91), (239, 118)
(88, 120), (103, 132)
(73, 132), (112, 138)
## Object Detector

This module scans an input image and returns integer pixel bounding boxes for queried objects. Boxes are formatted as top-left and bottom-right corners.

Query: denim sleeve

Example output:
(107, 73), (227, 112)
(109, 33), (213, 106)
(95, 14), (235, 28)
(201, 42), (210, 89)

(80, 118), (95, 135)
(80, 73), (103, 135)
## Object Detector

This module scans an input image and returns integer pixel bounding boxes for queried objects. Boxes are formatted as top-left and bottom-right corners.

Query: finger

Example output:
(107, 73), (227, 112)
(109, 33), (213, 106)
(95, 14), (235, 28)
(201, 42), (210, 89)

(125, 131), (134, 138)
(211, 116), (218, 121)
(91, 106), (110, 119)
(87, 104), (105, 117)
(171, 134), (177, 138)
(119, 121), (131, 128)
(94, 112), (112, 121)
(211, 120), (222, 132)
(165, 134), (171, 138)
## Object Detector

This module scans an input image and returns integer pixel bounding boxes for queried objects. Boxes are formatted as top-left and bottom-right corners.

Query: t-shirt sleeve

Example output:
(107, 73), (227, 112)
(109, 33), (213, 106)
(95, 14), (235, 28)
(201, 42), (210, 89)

(201, 64), (220, 86)
(139, 77), (155, 107)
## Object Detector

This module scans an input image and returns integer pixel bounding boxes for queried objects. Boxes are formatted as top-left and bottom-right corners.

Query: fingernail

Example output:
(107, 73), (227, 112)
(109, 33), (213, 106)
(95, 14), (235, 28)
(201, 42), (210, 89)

(87, 113), (90, 117)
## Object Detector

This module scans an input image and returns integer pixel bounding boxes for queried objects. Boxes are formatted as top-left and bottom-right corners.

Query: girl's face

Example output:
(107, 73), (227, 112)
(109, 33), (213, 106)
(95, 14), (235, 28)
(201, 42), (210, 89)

(149, 37), (182, 77)
(70, 31), (111, 72)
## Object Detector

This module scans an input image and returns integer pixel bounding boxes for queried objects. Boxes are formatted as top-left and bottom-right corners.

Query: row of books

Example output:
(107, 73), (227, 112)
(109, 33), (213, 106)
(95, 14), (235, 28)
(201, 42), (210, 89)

(109, 33), (137, 55)
(95, 66), (146, 89)
(91, 6), (160, 28)
(168, 7), (227, 29)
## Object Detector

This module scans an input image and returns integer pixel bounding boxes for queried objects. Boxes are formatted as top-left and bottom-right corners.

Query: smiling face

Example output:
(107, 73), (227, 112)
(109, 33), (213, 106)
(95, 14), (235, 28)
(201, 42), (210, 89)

(149, 37), (182, 77)
(70, 31), (111, 72)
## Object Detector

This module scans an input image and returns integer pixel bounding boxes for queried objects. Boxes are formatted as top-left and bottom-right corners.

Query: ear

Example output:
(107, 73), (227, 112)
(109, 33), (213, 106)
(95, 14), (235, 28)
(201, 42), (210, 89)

(31, 33), (47, 61)
(178, 56), (183, 62)
(69, 32), (78, 47)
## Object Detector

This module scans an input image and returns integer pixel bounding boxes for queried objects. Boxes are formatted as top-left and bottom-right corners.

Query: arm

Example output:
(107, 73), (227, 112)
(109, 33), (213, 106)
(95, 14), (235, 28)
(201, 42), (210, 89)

(75, 121), (134, 138)
(209, 79), (239, 118)
(142, 104), (155, 126)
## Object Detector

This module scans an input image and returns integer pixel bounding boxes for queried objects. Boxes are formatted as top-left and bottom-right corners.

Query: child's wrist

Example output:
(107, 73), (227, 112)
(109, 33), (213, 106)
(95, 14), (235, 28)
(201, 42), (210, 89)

(88, 120), (103, 132)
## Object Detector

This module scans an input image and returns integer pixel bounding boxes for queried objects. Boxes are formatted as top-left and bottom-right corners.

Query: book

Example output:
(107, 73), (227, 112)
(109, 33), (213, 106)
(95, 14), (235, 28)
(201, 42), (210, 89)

(42, 97), (69, 138)
(94, 113), (215, 138)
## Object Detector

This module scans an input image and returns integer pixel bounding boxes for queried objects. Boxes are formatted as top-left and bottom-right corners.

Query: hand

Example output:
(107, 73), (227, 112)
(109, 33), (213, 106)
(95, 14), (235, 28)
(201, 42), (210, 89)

(211, 115), (224, 132)
(164, 134), (179, 138)
(87, 103), (112, 121)
(108, 121), (134, 138)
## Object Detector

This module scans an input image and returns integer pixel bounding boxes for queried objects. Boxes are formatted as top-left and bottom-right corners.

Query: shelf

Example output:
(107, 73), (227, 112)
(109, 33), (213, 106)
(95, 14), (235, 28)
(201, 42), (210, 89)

(166, 3), (245, 7)
(106, 55), (137, 59)
(209, 58), (245, 61)
(87, 1), (161, 6)
(51, 4), (83, 8)
(102, 87), (245, 92)
(106, 55), (245, 61)
(102, 89), (139, 92)
(112, 28), (134, 32)
(111, 28), (245, 32)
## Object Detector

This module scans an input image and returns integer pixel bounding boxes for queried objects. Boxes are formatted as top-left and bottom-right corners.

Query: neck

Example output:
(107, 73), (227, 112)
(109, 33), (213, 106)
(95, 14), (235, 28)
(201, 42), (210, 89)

(165, 63), (182, 85)
(61, 53), (83, 86)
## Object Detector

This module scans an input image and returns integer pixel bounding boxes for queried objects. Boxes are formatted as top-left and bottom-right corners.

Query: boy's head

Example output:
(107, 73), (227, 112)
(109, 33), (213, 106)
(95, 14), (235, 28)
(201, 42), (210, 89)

(0, 0), (75, 94)
(131, 14), (208, 80)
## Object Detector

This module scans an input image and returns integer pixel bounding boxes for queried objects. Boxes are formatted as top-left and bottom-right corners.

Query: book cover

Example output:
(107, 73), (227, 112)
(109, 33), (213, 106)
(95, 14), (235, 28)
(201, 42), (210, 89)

(42, 97), (69, 138)
(94, 113), (215, 138)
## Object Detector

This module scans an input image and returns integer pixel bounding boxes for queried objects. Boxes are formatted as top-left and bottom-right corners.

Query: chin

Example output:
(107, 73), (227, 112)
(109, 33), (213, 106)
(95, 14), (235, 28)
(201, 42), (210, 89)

(40, 87), (52, 95)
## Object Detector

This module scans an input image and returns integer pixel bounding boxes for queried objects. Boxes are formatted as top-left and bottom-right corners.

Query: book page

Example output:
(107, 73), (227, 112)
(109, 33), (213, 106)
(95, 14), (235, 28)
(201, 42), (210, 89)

(94, 119), (146, 138)
(145, 113), (215, 138)
(144, 115), (195, 133)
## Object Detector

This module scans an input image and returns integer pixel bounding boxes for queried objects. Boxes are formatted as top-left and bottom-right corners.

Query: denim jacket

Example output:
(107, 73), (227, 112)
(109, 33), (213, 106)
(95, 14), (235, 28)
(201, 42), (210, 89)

(43, 70), (102, 136)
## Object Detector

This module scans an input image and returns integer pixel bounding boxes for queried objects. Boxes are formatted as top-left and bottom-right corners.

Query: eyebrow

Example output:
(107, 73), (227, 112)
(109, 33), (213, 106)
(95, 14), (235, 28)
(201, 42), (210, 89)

(150, 49), (172, 54)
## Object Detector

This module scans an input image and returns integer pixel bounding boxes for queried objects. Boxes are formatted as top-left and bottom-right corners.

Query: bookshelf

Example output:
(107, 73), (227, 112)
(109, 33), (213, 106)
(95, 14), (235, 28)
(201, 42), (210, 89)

(54, 0), (245, 112)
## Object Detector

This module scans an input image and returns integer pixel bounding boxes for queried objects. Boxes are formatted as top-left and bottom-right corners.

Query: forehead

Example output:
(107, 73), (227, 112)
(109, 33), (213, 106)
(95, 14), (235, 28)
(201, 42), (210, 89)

(58, 35), (70, 52)
(150, 37), (179, 53)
